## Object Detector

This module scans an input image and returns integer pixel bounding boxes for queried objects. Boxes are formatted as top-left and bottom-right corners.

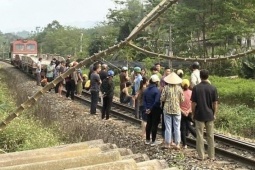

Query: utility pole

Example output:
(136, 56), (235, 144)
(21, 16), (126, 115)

(80, 33), (83, 53)
(1, 44), (3, 59)
(40, 44), (43, 55)
(168, 24), (173, 68)
(2, 42), (6, 60)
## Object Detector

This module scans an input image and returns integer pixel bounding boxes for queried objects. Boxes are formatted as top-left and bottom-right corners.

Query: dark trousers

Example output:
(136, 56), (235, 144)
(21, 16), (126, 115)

(162, 113), (165, 138)
(134, 99), (139, 118)
(66, 80), (75, 100)
(55, 82), (60, 93)
(47, 77), (53, 82)
(47, 77), (54, 91)
(146, 108), (161, 142)
(101, 96), (113, 119)
(90, 90), (99, 114)
(139, 106), (147, 121)
(120, 92), (124, 103)
(181, 113), (196, 146)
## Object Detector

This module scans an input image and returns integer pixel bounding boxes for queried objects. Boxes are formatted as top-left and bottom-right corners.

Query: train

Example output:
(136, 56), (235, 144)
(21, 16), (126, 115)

(10, 39), (65, 75)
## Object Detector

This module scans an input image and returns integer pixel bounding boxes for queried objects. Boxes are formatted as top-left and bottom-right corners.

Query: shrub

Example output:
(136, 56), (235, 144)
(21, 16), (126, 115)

(0, 74), (60, 152)
(216, 104), (255, 138)
(210, 76), (255, 107)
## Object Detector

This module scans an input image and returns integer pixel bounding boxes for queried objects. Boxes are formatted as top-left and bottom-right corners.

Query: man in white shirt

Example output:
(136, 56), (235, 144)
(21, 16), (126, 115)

(190, 62), (201, 89)
(36, 57), (42, 86)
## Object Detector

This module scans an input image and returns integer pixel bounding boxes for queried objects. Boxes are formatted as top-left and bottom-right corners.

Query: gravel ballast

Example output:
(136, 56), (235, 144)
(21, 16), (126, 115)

(0, 62), (253, 170)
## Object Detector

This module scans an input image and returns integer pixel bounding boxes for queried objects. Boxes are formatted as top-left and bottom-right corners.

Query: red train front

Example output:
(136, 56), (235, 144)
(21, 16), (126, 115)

(10, 39), (38, 67)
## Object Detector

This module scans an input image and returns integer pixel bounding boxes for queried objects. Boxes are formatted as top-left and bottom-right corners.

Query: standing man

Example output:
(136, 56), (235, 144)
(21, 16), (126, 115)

(151, 66), (162, 79)
(66, 55), (71, 67)
(190, 62), (201, 89)
(191, 69), (218, 160)
(119, 66), (129, 103)
(154, 63), (161, 74)
(99, 64), (108, 82)
(90, 64), (102, 115)
(46, 60), (55, 91)
(98, 63), (108, 104)
(160, 67), (171, 91)
(36, 57), (42, 86)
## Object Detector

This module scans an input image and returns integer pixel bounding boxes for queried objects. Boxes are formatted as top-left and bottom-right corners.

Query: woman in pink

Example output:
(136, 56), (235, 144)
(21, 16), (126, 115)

(180, 79), (196, 148)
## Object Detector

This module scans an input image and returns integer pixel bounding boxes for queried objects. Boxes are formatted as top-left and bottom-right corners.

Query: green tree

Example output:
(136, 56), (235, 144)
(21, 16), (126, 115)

(107, 0), (144, 41)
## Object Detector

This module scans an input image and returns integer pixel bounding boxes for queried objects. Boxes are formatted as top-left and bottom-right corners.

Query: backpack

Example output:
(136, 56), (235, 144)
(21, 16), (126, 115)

(85, 80), (91, 91)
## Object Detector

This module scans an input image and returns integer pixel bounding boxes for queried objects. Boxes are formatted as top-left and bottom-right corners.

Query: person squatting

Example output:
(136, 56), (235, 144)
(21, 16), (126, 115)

(35, 56), (88, 100)
(36, 58), (218, 161)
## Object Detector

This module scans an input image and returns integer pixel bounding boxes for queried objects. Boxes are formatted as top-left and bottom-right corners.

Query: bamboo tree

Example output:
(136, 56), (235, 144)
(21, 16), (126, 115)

(128, 42), (255, 62)
(0, 0), (179, 131)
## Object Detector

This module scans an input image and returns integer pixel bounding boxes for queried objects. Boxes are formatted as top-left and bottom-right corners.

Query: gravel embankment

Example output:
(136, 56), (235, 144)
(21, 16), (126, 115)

(0, 62), (253, 170)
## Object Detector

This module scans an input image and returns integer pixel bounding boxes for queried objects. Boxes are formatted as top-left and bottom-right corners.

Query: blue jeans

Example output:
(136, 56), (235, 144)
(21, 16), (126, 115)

(164, 113), (181, 145)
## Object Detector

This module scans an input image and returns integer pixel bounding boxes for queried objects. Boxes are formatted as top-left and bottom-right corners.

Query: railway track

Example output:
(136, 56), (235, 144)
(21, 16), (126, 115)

(1, 60), (255, 168)
(81, 91), (255, 167)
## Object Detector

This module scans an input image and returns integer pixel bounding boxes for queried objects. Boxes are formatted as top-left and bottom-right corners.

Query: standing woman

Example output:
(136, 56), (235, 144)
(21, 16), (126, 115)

(141, 68), (147, 77)
(66, 62), (78, 101)
(180, 79), (196, 149)
(143, 75), (161, 146)
(100, 70), (115, 120)
(57, 61), (66, 97)
(76, 67), (83, 97)
(137, 77), (148, 139)
(160, 72), (184, 149)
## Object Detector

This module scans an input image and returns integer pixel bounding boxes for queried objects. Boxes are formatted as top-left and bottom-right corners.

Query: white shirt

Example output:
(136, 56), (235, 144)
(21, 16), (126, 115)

(36, 61), (41, 73)
(191, 69), (201, 88)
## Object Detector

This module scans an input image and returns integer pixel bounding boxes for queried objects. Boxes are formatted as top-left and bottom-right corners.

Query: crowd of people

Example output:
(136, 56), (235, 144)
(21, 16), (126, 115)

(36, 57), (218, 161)
(87, 61), (218, 160)
(35, 56), (87, 101)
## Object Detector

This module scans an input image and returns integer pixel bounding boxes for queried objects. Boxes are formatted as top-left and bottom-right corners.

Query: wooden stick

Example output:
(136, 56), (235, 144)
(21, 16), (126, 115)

(129, 0), (171, 36)
(0, 1), (179, 131)
(128, 42), (255, 62)
(127, 0), (177, 40)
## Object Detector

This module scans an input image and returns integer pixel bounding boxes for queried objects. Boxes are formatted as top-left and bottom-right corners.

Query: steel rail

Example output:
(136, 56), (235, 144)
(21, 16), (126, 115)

(83, 90), (255, 153)
(2, 61), (255, 167)
(76, 93), (255, 167)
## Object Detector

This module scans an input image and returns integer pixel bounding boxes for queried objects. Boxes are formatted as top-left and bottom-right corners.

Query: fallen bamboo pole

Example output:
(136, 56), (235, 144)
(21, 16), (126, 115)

(127, 0), (178, 40)
(0, 0), (179, 131)
(129, 0), (175, 36)
(128, 42), (255, 62)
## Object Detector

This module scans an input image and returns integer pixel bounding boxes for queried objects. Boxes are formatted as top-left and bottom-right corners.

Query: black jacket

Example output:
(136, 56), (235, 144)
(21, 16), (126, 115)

(100, 78), (115, 97)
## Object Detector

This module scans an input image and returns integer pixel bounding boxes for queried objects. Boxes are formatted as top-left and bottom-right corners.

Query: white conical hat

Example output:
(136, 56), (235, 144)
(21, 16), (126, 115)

(164, 72), (182, 84)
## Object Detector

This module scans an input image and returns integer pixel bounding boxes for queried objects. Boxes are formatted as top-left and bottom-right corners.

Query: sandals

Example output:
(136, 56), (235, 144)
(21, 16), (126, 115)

(174, 145), (181, 150)
(192, 156), (204, 161)
(161, 146), (171, 150)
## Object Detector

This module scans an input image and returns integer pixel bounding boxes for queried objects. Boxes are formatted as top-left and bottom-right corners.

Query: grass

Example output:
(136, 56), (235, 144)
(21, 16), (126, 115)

(0, 72), (60, 152)
(216, 104), (255, 138)
(210, 76), (255, 107)
(82, 68), (255, 138)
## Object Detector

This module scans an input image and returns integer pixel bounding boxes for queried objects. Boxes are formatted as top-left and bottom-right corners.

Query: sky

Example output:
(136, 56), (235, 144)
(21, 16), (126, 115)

(0, 0), (116, 33)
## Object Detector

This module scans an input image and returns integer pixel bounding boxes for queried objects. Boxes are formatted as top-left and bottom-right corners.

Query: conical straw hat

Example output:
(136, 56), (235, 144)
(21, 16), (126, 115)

(164, 72), (182, 84)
